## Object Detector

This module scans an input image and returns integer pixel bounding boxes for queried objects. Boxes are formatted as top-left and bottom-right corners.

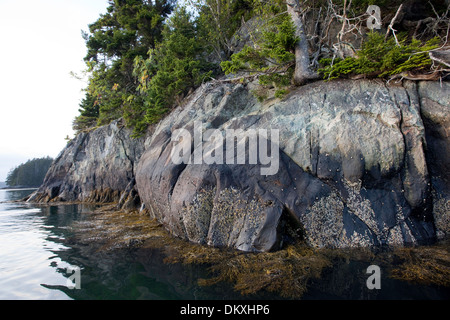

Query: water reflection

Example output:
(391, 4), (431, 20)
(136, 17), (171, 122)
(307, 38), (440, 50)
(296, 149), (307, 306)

(0, 194), (242, 300)
(42, 210), (249, 300)
(0, 189), (449, 300)
(0, 189), (70, 299)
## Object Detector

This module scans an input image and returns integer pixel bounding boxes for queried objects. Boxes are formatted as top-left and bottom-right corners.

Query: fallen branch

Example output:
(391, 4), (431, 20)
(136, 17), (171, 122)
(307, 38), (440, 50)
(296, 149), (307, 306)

(429, 48), (450, 67)
(387, 70), (443, 83)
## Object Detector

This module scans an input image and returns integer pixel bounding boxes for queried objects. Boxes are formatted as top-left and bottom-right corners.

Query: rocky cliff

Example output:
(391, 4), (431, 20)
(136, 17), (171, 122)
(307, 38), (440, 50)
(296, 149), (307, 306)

(28, 79), (449, 252)
(28, 119), (147, 211)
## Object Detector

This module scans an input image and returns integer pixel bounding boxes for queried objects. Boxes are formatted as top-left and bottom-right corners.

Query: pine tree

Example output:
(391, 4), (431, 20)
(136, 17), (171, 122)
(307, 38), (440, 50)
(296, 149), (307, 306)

(6, 157), (53, 187)
(79, 0), (175, 129)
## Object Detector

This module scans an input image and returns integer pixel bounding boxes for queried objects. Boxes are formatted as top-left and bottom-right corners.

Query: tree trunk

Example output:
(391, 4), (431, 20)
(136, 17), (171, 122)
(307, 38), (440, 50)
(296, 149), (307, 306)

(286, 0), (318, 85)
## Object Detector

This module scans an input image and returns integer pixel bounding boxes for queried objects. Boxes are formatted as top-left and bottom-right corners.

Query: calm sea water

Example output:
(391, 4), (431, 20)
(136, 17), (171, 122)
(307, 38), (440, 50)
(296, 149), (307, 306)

(0, 189), (448, 300)
(0, 189), (71, 299)
(0, 189), (244, 300)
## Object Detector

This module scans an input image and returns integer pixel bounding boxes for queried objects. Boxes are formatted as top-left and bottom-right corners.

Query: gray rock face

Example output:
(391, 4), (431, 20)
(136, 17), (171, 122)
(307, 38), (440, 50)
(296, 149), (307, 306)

(30, 79), (449, 251)
(28, 119), (147, 210)
(136, 79), (448, 251)
(418, 81), (450, 239)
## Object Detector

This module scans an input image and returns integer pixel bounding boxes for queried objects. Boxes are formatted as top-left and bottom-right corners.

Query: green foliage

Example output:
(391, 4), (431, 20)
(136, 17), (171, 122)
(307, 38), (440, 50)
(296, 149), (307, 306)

(121, 94), (148, 136)
(220, 5), (297, 97)
(74, 0), (293, 134)
(318, 32), (440, 80)
(73, 93), (100, 131)
(194, 0), (254, 60)
(382, 37), (441, 76)
(75, 0), (175, 132)
(71, 0), (447, 134)
(75, 0), (253, 136)
(262, 17), (297, 63)
(84, 0), (174, 63)
(131, 7), (215, 135)
(6, 157), (53, 187)
(221, 13), (297, 73)
(274, 88), (289, 98)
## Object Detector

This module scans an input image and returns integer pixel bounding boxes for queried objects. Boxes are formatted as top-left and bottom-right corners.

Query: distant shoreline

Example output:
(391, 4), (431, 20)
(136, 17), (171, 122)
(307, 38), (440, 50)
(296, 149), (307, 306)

(0, 186), (38, 191)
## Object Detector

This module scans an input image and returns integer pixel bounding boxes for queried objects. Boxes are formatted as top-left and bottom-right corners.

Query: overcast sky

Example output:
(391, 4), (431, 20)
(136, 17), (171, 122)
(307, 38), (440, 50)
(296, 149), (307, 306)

(0, 0), (108, 181)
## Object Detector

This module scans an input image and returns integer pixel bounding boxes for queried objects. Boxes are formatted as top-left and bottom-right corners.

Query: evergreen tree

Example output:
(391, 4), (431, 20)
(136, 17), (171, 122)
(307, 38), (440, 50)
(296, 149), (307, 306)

(73, 92), (99, 131)
(72, 0), (448, 134)
(6, 157), (54, 187)
(132, 6), (214, 134)
(220, 0), (298, 97)
(193, 0), (254, 61)
(79, 0), (175, 129)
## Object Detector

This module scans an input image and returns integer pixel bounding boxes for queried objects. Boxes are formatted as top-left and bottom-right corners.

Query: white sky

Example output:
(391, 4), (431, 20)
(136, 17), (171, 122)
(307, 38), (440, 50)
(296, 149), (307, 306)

(0, 0), (108, 181)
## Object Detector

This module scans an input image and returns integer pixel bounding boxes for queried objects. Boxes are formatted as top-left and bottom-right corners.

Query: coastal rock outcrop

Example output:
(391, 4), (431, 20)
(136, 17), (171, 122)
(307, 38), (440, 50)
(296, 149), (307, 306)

(136, 79), (448, 251)
(28, 119), (147, 210)
(30, 79), (449, 252)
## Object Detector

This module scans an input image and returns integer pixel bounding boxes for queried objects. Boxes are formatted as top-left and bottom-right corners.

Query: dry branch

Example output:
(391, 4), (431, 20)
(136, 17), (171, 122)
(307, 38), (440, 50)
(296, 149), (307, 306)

(385, 4), (404, 45)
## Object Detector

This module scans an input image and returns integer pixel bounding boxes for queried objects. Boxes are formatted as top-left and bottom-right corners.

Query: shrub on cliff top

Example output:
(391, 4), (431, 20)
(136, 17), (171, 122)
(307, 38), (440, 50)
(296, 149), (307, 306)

(318, 32), (441, 80)
(220, 2), (298, 99)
